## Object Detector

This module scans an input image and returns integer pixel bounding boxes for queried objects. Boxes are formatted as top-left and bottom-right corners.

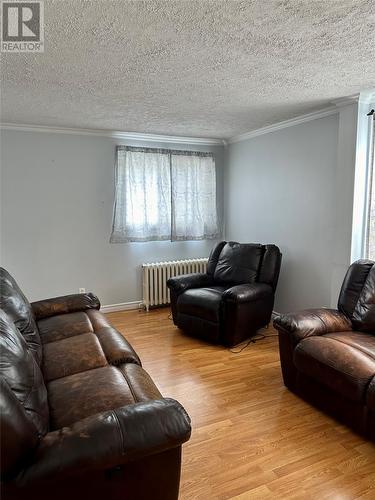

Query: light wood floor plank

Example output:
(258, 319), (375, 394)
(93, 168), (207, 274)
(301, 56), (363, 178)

(108, 308), (375, 500)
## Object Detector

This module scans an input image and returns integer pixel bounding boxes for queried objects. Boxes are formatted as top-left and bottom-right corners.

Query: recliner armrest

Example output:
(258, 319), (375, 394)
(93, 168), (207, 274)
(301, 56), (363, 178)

(31, 293), (100, 320)
(167, 273), (214, 294)
(273, 308), (352, 343)
(222, 283), (273, 303)
(16, 398), (191, 486)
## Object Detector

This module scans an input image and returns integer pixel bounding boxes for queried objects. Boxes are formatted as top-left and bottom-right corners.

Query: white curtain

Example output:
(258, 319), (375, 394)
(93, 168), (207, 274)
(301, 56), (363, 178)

(110, 147), (220, 243)
(110, 148), (171, 242)
(171, 153), (219, 241)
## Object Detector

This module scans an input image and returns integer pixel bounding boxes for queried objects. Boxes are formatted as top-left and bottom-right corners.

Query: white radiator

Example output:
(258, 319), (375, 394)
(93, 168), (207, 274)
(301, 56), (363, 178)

(142, 258), (208, 311)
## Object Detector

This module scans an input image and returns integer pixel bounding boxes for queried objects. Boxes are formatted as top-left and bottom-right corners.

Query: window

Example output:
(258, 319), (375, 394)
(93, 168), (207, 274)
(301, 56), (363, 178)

(110, 146), (220, 243)
(365, 112), (375, 259)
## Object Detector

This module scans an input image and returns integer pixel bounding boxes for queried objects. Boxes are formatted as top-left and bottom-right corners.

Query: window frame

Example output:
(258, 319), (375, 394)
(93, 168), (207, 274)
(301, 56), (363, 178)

(110, 145), (220, 243)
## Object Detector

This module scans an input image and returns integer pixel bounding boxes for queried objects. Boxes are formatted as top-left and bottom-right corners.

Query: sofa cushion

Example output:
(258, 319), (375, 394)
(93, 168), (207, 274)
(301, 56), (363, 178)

(0, 310), (49, 435)
(47, 364), (161, 429)
(0, 267), (42, 364)
(47, 365), (161, 429)
(177, 286), (228, 323)
(38, 311), (94, 344)
(214, 242), (263, 284)
(37, 309), (141, 366)
(47, 366), (133, 429)
(294, 335), (375, 402)
(42, 333), (108, 382)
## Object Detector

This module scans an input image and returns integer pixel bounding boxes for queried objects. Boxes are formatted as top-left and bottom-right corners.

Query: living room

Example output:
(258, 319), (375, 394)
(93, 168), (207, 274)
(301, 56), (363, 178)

(1, 1), (374, 499)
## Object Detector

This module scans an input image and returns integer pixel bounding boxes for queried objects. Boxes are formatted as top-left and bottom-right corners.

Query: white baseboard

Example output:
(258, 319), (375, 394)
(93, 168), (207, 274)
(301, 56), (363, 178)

(102, 304), (281, 317)
(101, 301), (143, 313)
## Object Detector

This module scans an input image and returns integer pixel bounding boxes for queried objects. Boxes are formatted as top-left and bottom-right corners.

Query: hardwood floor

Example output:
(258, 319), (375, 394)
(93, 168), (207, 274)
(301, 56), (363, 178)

(107, 308), (375, 500)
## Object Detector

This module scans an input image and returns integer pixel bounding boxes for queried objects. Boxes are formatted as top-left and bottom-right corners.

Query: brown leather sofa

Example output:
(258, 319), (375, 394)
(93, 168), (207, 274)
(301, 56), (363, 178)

(0, 267), (191, 500)
(274, 260), (375, 439)
(167, 241), (281, 346)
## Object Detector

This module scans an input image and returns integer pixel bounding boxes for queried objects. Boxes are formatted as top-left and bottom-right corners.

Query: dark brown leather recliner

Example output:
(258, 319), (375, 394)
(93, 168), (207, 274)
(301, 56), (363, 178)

(167, 241), (282, 346)
(274, 260), (375, 439)
(0, 268), (191, 500)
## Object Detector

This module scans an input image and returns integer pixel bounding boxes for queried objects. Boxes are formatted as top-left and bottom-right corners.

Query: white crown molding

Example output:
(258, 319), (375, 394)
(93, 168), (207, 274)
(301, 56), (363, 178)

(101, 300), (143, 313)
(331, 94), (360, 108)
(2, 92), (367, 146)
(358, 89), (375, 105)
(0, 122), (225, 146)
(228, 106), (340, 144)
(228, 95), (363, 144)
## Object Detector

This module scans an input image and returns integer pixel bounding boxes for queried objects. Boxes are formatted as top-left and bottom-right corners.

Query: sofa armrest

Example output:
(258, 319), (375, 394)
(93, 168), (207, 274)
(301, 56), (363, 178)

(31, 293), (100, 320)
(273, 308), (352, 344)
(167, 273), (214, 295)
(16, 398), (191, 486)
(222, 283), (273, 303)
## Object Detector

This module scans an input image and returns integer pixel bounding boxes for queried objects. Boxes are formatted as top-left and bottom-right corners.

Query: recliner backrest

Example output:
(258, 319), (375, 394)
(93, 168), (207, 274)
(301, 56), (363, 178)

(213, 242), (264, 284)
(338, 259), (375, 332)
(207, 241), (227, 276)
(0, 267), (42, 365)
(258, 244), (282, 291)
(208, 241), (281, 289)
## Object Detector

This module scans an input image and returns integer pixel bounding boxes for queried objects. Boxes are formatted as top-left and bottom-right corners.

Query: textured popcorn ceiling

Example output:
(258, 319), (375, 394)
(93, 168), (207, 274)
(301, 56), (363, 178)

(1, 0), (374, 139)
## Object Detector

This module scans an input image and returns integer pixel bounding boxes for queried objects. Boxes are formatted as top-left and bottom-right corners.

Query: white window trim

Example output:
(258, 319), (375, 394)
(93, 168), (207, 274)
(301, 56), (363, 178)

(351, 90), (375, 261)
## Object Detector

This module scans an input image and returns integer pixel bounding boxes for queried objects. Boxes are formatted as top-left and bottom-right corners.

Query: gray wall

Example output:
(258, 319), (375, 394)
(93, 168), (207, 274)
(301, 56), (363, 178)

(1, 111), (357, 312)
(0, 130), (225, 304)
(225, 114), (344, 312)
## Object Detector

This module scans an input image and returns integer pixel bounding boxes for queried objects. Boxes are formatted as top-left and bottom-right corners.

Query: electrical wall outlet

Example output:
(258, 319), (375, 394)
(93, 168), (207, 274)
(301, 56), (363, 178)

(79, 288), (86, 294)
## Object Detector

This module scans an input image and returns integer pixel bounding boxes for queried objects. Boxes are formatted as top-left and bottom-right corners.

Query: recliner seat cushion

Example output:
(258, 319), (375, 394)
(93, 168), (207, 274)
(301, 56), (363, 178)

(47, 364), (162, 429)
(294, 335), (375, 402)
(0, 267), (42, 364)
(177, 286), (229, 323)
(214, 242), (264, 284)
(323, 331), (375, 359)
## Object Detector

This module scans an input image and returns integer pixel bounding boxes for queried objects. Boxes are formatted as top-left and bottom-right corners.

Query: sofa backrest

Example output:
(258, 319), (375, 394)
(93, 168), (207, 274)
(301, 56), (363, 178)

(0, 310), (49, 477)
(208, 241), (281, 289)
(338, 259), (375, 332)
(0, 377), (39, 479)
(0, 267), (42, 365)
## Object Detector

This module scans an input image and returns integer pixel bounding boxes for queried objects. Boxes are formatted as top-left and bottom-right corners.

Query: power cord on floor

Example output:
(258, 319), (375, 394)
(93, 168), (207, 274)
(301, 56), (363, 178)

(229, 332), (278, 354)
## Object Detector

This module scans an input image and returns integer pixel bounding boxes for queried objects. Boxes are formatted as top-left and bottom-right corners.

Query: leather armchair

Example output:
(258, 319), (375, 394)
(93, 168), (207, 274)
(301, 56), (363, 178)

(168, 241), (282, 346)
(274, 260), (375, 438)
